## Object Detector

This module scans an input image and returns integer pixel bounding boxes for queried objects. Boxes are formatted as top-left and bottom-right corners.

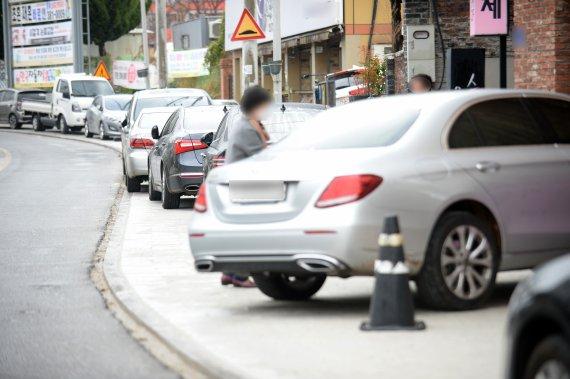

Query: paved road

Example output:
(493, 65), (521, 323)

(0, 132), (177, 379)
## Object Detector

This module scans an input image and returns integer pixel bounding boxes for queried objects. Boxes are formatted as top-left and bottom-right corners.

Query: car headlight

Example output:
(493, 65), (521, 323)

(72, 103), (82, 112)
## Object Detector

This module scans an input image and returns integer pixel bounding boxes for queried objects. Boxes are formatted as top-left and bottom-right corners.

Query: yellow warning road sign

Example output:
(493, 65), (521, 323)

(231, 9), (266, 41)
(93, 60), (111, 80)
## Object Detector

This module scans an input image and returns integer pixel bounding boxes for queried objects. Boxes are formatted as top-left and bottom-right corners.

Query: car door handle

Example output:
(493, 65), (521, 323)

(475, 161), (501, 173)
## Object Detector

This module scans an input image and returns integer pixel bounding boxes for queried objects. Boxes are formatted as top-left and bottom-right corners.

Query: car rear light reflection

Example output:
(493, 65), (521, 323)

(130, 138), (155, 149)
(194, 184), (207, 212)
(212, 152), (225, 168)
(175, 139), (208, 155)
(348, 87), (369, 96)
(315, 174), (382, 208)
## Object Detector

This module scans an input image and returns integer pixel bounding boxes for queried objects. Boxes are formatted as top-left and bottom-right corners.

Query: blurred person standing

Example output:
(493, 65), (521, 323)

(222, 85), (272, 288)
(409, 74), (434, 94)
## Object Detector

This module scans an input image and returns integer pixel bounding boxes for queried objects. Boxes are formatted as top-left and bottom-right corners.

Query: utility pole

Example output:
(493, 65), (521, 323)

(140, 0), (150, 89)
(156, 0), (168, 88)
(2, 0), (13, 87)
(241, 0), (258, 93)
(72, 0), (84, 73)
(271, 0), (282, 101)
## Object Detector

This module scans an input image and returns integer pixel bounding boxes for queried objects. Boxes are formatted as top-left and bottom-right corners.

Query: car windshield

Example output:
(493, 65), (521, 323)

(135, 112), (175, 131)
(262, 107), (324, 142)
(274, 104), (420, 150)
(183, 109), (226, 133)
(105, 97), (131, 111)
(71, 80), (114, 97)
(134, 95), (209, 121)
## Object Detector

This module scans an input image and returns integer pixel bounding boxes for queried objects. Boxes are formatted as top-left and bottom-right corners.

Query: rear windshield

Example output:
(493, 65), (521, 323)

(134, 95), (209, 121)
(263, 108), (323, 142)
(184, 110), (225, 133)
(17, 91), (46, 101)
(71, 80), (114, 97)
(274, 105), (419, 150)
(135, 112), (174, 131)
(105, 97), (130, 111)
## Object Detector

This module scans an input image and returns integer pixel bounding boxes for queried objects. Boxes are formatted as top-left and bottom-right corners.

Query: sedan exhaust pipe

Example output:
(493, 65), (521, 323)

(195, 260), (214, 272)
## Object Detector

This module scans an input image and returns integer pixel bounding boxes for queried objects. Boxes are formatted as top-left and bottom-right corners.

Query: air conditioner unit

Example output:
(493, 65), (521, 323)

(208, 19), (222, 39)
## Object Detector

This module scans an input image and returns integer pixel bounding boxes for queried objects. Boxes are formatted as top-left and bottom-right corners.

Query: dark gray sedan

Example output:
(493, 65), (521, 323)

(147, 105), (227, 209)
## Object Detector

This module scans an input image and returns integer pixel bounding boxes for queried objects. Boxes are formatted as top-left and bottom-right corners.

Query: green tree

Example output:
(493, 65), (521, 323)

(89, 0), (148, 56)
(204, 18), (224, 71)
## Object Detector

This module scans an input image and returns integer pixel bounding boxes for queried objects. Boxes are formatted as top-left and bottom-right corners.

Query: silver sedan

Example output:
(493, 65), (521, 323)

(85, 94), (132, 140)
(189, 89), (570, 310)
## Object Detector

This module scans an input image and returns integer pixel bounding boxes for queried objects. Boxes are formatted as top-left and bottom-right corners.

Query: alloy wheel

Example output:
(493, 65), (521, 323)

(440, 225), (493, 300)
(9, 114), (17, 129)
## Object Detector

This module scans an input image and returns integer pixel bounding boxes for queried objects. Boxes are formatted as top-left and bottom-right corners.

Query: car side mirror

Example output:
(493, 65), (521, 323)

(201, 131), (214, 146)
(121, 118), (128, 127)
(62, 91), (70, 99)
(99, 105), (104, 111)
(151, 125), (160, 140)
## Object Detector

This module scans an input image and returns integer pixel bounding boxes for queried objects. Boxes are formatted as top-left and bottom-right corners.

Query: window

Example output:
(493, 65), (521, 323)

(3, 91), (15, 102)
(133, 95), (209, 121)
(212, 113), (229, 147)
(104, 97), (131, 111)
(183, 109), (226, 133)
(18, 91), (46, 101)
(467, 99), (544, 147)
(135, 112), (174, 132)
(71, 80), (114, 97)
(57, 80), (69, 93)
(0, 91), (6, 101)
(529, 98), (570, 144)
(161, 112), (179, 136)
(448, 112), (483, 148)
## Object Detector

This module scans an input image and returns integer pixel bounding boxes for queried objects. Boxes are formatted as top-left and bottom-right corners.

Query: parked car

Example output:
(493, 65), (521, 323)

(189, 89), (570, 308)
(507, 254), (570, 379)
(212, 99), (239, 107)
(147, 105), (227, 209)
(201, 103), (325, 177)
(122, 88), (212, 131)
(0, 88), (47, 129)
(121, 107), (177, 192)
(21, 74), (115, 133)
(85, 94), (132, 140)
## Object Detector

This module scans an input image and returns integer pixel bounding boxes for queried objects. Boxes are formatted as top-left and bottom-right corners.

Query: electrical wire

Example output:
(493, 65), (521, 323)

(430, 0), (446, 90)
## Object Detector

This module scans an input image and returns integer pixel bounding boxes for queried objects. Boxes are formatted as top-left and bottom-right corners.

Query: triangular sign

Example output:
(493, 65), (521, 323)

(93, 60), (111, 80)
(231, 9), (265, 41)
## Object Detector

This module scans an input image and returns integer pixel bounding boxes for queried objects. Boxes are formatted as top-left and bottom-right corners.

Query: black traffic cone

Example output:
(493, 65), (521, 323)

(360, 215), (425, 331)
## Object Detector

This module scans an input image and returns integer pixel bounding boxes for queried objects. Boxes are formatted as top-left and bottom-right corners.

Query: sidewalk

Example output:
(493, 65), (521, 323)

(106, 191), (531, 379)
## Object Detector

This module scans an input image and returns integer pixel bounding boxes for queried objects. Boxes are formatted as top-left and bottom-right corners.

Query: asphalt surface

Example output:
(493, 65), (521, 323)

(0, 131), (177, 379)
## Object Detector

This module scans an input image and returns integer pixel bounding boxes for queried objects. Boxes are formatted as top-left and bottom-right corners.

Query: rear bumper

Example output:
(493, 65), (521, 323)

(194, 253), (350, 276)
(125, 149), (149, 178)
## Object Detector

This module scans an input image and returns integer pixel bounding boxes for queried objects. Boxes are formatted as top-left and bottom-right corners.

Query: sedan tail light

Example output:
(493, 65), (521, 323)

(174, 139), (208, 155)
(194, 184), (207, 212)
(130, 138), (155, 149)
(315, 174), (382, 208)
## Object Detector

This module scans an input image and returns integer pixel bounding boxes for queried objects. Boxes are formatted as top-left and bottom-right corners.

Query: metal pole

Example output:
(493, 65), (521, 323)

(140, 0), (151, 89)
(156, 0), (168, 88)
(271, 0), (282, 101)
(241, 0), (257, 94)
(499, 35), (507, 88)
(72, 0), (84, 73)
(85, 0), (91, 73)
(2, 0), (13, 87)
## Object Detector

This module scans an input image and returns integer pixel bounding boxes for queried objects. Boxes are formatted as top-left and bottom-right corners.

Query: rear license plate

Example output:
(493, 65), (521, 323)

(229, 180), (286, 203)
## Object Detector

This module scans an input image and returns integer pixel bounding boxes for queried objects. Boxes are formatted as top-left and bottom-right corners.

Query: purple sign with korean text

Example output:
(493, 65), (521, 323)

(470, 0), (508, 36)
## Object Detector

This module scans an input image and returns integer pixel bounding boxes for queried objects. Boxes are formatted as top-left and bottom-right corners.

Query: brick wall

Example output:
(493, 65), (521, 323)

(219, 57), (233, 100)
(514, 0), (570, 94)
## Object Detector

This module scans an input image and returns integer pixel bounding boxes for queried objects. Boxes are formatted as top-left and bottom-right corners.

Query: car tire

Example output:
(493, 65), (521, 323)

(416, 211), (499, 311)
(59, 115), (69, 134)
(84, 123), (93, 138)
(524, 336), (570, 379)
(125, 174), (141, 193)
(252, 273), (326, 301)
(99, 123), (108, 140)
(32, 115), (45, 132)
(161, 166), (180, 209)
(9, 114), (21, 129)
(148, 166), (161, 201)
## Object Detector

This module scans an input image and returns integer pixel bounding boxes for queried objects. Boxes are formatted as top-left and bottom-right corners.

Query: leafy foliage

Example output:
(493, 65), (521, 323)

(362, 55), (387, 97)
(89, 0), (149, 56)
(204, 18), (224, 71)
